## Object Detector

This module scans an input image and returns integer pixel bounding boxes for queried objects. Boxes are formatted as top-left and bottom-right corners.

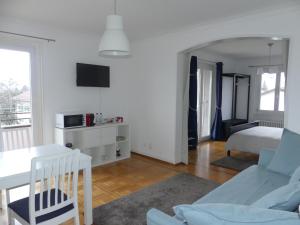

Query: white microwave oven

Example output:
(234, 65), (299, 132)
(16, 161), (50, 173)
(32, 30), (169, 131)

(56, 113), (85, 129)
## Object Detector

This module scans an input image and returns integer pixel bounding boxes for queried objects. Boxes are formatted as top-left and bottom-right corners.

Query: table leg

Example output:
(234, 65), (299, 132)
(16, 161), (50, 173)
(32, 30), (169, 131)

(6, 189), (15, 225)
(83, 160), (93, 225)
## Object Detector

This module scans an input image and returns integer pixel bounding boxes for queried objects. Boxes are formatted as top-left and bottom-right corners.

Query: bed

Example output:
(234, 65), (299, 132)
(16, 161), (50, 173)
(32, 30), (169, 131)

(225, 126), (283, 155)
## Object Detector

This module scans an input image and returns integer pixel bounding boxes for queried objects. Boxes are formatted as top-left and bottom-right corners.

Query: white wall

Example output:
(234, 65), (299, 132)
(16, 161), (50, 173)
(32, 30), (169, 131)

(127, 39), (178, 162)
(222, 77), (234, 120)
(235, 77), (250, 120)
(128, 6), (300, 164)
(0, 17), (131, 144)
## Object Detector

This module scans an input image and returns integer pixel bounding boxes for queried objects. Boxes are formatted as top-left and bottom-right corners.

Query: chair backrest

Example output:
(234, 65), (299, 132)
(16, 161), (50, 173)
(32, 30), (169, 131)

(29, 149), (80, 225)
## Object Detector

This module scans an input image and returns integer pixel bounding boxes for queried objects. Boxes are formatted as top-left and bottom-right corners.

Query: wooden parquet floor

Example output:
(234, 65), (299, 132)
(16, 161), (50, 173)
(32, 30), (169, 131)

(0, 141), (257, 224)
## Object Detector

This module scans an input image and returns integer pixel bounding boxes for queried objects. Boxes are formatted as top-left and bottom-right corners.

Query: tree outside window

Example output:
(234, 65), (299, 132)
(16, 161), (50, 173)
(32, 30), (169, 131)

(0, 49), (31, 127)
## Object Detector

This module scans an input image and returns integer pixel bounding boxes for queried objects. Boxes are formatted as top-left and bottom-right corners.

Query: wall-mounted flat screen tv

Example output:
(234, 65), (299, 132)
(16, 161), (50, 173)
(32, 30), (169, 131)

(76, 63), (110, 87)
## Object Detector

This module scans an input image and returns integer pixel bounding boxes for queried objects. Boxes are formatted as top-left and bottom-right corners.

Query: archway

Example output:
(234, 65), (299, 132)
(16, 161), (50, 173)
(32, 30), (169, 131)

(176, 36), (289, 165)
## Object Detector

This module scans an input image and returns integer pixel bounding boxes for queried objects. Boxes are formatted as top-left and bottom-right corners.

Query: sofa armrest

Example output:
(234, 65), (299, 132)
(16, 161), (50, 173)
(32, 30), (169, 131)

(258, 148), (276, 168)
(147, 209), (184, 225)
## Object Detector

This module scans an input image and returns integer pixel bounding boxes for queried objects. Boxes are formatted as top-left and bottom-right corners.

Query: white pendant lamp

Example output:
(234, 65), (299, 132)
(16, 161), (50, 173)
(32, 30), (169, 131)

(99, 0), (130, 56)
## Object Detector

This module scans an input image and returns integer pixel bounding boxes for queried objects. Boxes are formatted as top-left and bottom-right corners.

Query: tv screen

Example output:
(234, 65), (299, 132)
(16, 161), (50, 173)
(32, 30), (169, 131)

(76, 63), (110, 87)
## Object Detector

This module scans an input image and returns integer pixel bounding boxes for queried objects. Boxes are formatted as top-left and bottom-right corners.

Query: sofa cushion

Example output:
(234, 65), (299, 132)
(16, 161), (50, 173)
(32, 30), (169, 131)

(194, 165), (289, 205)
(252, 182), (300, 211)
(267, 129), (300, 176)
(8, 189), (74, 224)
(290, 166), (300, 183)
(174, 204), (300, 225)
(258, 148), (276, 168)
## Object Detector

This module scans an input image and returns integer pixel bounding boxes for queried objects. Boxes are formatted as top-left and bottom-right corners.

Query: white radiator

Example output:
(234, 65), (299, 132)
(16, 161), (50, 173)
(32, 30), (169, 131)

(259, 120), (284, 128)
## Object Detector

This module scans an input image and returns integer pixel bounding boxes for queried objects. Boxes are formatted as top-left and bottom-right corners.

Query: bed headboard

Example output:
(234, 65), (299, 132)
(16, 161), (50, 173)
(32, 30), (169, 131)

(229, 121), (259, 136)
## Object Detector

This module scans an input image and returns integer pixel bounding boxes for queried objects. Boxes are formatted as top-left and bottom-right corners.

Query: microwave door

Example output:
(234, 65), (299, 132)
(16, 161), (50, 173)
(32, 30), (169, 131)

(64, 115), (83, 128)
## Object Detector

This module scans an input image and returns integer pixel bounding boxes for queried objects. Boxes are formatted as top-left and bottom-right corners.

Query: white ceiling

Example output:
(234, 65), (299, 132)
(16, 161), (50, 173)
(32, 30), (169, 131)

(201, 38), (287, 59)
(0, 0), (298, 41)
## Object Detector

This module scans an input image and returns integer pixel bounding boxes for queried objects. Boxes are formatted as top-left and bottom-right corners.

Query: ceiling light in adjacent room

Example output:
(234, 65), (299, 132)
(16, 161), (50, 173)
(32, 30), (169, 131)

(271, 37), (283, 41)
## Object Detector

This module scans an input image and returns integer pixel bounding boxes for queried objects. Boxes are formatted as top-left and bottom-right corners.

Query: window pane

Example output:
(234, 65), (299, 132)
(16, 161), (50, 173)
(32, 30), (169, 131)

(201, 70), (212, 138)
(279, 72), (286, 111)
(196, 68), (200, 112)
(0, 49), (31, 127)
(259, 73), (276, 111)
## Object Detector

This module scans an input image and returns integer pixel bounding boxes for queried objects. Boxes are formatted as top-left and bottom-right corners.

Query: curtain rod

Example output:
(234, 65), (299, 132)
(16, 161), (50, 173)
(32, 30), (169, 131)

(197, 58), (217, 65)
(248, 64), (283, 68)
(0, 31), (56, 42)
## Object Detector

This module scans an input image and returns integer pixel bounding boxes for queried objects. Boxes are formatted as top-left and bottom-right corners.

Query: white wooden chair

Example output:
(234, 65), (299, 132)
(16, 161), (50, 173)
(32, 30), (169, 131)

(7, 149), (81, 225)
(0, 126), (33, 209)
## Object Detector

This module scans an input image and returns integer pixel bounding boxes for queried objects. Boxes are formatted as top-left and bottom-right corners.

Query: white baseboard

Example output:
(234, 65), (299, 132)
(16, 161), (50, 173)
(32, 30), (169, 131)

(131, 149), (176, 164)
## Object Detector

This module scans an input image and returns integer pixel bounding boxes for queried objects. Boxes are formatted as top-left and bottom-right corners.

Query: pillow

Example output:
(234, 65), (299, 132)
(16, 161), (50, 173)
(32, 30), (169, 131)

(267, 129), (300, 176)
(251, 182), (300, 211)
(173, 204), (299, 225)
(290, 166), (300, 183)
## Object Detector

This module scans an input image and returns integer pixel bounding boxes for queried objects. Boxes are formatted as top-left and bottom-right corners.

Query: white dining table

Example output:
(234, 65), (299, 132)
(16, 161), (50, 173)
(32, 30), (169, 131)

(0, 144), (93, 225)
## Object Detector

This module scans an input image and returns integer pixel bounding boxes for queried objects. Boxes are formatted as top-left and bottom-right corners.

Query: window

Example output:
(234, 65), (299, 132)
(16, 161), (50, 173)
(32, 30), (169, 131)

(278, 72), (286, 112)
(197, 65), (213, 139)
(259, 71), (285, 112)
(0, 48), (32, 127)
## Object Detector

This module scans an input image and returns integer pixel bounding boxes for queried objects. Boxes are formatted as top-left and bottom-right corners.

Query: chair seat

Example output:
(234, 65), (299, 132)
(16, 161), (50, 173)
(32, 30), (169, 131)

(8, 189), (74, 224)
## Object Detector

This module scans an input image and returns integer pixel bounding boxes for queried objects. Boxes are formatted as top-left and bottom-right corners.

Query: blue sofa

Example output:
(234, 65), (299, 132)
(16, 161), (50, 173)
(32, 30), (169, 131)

(147, 149), (299, 225)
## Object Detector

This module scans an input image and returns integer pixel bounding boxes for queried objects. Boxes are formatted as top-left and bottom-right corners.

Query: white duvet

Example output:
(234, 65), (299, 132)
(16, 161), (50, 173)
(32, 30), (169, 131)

(225, 126), (283, 154)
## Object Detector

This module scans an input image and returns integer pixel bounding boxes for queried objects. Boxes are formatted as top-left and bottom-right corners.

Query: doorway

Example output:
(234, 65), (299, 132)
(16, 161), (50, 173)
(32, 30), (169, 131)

(0, 45), (39, 150)
(181, 37), (289, 165)
(197, 64), (213, 141)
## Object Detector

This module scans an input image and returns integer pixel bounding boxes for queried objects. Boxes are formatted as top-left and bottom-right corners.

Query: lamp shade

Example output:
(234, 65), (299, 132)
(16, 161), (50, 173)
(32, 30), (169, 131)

(99, 15), (130, 56)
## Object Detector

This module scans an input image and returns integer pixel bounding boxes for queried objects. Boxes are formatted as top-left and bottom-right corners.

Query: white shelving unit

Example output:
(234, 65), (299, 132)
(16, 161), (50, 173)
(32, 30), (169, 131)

(55, 123), (130, 167)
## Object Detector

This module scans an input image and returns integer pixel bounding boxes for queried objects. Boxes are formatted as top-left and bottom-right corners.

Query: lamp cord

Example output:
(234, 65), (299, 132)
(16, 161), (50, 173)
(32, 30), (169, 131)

(114, 0), (117, 14)
(268, 43), (273, 65)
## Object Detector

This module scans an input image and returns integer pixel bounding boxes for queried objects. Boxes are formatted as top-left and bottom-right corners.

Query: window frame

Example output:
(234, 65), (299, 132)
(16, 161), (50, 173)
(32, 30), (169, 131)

(257, 71), (285, 112)
(0, 37), (44, 145)
(196, 64), (213, 141)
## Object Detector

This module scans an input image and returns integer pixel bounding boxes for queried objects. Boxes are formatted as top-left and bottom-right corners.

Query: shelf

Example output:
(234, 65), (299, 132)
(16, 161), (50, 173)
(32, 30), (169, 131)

(58, 123), (128, 132)
(55, 123), (130, 168)
(117, 139), (128, 144)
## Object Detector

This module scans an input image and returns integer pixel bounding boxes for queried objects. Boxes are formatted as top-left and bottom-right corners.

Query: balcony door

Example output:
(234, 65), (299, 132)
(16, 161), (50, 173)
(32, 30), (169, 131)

(0, 40), (43, 150)
(197, 63), (213, 141)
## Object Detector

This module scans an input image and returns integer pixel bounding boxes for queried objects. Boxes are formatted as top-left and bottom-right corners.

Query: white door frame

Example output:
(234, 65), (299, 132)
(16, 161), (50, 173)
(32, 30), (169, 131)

(0, 35), (44, 145)
(197, 63), (214, 142)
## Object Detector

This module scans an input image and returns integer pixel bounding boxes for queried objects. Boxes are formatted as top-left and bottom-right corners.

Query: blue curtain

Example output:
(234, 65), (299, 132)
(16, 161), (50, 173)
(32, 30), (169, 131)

(188, 56), (198, 149)
(211, 62), (223, 140)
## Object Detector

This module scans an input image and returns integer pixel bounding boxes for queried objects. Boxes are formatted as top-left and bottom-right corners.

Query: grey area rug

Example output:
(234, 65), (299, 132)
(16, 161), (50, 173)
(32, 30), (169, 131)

(93, 173), (219, 225)
(211, 156), (258, 171)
